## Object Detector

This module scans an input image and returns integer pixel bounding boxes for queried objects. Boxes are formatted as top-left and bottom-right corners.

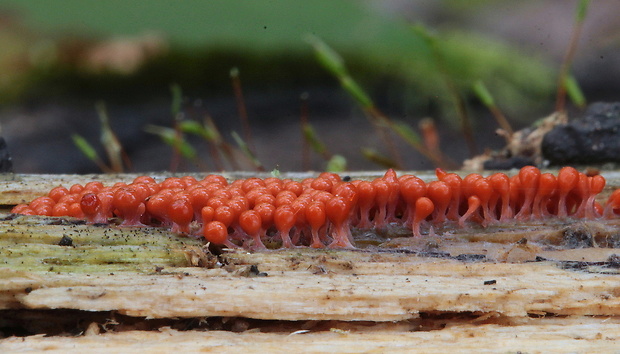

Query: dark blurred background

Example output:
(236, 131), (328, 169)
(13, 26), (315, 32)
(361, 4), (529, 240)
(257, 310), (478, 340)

(0, 0), (618, 173)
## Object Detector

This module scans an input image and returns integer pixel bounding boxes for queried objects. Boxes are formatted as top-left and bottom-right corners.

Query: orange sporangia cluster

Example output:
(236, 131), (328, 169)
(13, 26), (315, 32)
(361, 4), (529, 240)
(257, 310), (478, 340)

(11, 166), (620, 249)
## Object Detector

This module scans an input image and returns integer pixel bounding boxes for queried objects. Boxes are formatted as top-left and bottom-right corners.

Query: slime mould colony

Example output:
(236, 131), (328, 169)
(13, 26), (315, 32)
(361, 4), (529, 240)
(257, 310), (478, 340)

(11, 167), (620, 250)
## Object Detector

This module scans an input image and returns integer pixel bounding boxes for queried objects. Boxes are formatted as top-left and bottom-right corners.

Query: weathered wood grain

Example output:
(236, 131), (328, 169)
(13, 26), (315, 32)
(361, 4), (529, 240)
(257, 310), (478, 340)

(1, 213), (619, 321)
(1, 172), (620, 351)
(2, 317), (620, 353)
(5, 255), (620, 320)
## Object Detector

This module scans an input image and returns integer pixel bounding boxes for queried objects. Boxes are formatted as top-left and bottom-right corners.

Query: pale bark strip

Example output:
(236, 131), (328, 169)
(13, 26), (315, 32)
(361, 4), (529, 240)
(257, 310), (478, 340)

(2, 317), (620, 354)
(3, 254), (620, 321)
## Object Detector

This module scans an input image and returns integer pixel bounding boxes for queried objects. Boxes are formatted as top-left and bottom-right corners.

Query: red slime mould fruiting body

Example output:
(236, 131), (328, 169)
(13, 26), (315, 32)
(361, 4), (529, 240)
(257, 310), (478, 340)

(305, 200), (327, 248)
(274, 204), (296, 248)
(399, 175), (427, 227)
(353, 180), (376, 229)
(411, 197), (434, 238)
(11, 166), (620, 250)
(239, 209), (265, 250)
(325, 196), (355, 248)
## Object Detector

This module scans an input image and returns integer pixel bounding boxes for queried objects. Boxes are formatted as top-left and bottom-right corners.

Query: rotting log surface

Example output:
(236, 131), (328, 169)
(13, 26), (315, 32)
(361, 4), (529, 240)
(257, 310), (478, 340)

(2, 172), (620, 352)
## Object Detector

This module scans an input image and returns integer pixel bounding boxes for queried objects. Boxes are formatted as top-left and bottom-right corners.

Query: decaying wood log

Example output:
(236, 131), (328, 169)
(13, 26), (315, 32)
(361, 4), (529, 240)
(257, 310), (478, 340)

(1, 172), (620, 352)
(5, 248), (620, 320)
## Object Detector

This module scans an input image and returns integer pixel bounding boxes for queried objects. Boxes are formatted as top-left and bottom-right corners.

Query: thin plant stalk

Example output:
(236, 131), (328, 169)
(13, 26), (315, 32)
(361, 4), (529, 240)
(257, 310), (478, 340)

(230, 67), (256, 155)
(299, 92), (335, 171)
(205, 132), (225, 171)
(232, 131), (264, 171)
(418, 118), (440, 154)
(555, 0), (589, 112)
(71, 134), (113, 173)
(179, 117), (239, 170)
(413, 25), (478, 157)
(454, 95), (476, 156)
(563, 74), (586, 109)
(388, 117), (457, 169)
(165, 93), (213, 172)
(308, 35), (403, 169)
(360, 148), (398, 169)
(96, 102), (126, 172)
(366, 108), (404, 169)
(204, 117), (241, 170)
(169, 84), (184, 172)
(472, 80), (514, 140)
(170, 119), (182, 172)
(187, 119), (225, 170)
(300, 92), (311, 170)
(144, 125), (198, 162)
(310, 35), (460, 169)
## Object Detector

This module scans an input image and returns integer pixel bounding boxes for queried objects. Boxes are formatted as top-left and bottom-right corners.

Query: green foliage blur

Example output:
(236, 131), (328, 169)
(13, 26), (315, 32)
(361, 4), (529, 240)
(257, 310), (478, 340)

(0, 0), (555, 124)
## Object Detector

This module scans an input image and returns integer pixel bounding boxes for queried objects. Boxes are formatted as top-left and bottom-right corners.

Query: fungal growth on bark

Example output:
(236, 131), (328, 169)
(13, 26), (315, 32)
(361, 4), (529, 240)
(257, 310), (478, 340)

(12, 167), (617, 249)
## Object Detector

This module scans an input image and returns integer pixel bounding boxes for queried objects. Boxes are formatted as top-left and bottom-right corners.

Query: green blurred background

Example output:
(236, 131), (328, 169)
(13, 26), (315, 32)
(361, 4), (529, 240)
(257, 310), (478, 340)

(0, 0), (617, 173)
